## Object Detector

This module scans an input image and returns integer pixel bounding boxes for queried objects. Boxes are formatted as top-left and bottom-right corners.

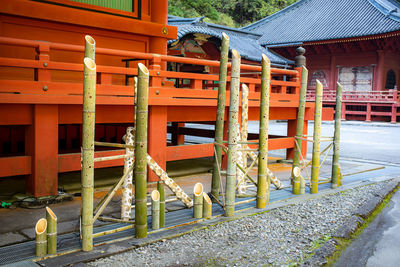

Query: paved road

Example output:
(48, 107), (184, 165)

(334, 189), (400, 267)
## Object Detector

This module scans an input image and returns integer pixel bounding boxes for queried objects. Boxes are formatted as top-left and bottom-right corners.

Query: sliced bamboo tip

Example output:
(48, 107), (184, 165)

(151, 190), (160, 201)
(302, 65), (308, 72)
(293, 166), (301, 177)
(194, 183), (203, 196)
(138, 63), (149, 75)
(84, 57), (96, 70)
(46, 207), (57, 221)
(85, 35), (96, 46)
(203, 192), (211, 204)
(316, 79), (322, 87)
(222, 32), (229, 41)
(35, 218), (47, 234)
(231, 49), (240, 59)
(337, 82), (342, 88)
(262, 54), (270, 64)
(242, 83), (249, 91)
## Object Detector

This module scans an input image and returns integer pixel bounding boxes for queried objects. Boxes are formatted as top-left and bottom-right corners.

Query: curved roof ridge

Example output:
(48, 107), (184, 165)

(368, 0), (400, 22)
(242, 0), (309, 31)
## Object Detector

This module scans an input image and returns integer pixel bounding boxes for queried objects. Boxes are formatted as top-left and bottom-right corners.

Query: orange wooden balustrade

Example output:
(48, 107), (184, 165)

(307, 89), (400, 122)
(0, 36), (333, 196)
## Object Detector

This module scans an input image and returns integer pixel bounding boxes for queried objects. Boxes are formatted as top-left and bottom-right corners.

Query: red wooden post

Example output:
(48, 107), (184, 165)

(366, 103), (371, 122)
(148, 106), (167, 182)
(341, 102), (346, 120)
(391, 103), (397, 123)
(171, 122), (185, 145)
(25, 43), (58, 197)
(26, 104), (59, 197)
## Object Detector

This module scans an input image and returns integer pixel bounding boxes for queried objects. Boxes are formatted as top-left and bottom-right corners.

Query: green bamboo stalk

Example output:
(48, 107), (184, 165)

(300, 175), (305, 195)
(193, 183), (203, 219)
(331, 82), (343, 189)
(257, 54), (271, 209)
(35, 218), (47, 257)
(151, 190), (160, 230)
(135, 63), (149, 239)
(46, 207), (57, 254)
(211, 33), (230, 200)
(203, 192), (212, 219)
(292, 67), (308, 184)
(81, 57), (96, 251)
(225, 49), (241, 217)
(157, 181), (165, 228)
(292, 166), (301, 195)
(84, 35), (95, 60)
(310, 80), (323, 194)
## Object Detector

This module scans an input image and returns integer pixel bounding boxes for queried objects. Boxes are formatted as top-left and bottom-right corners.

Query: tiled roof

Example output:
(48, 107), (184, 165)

(243, 0), (400, 46)
(168, 16), (292, 66)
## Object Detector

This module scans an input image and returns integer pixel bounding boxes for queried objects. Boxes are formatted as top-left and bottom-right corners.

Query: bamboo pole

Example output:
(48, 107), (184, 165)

(121, 127), (135, 221)
(257, 54), (271, 209)
(292, 66), (308, 185)
(35, 218), (47, 257)
(247, 150), (283, 189)
(93, 164), (134, 223)
(94, 141), (134, 149)
(331, 82), (343, 189)
(193, 183), (203, 219)
(237, 84), (249, 194)
(292, 166), (301, 195)
(225, 49), (241, 217)
(203, 192), (212, 219)
(81, 56), (96, 251)
(46, 207), (57, 254)
(135, 63), (149, 239)
(147, 154), (193, 208)
(84, 35), (95, 60)
(310, 80), (323, 194)
(151, 190), (160, 230)
(300, 175), (305, 195)
(211, 33), (229, 199)
(157, 181), (165, 228)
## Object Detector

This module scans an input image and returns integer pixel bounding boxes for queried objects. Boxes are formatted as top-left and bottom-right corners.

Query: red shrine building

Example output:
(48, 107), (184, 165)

(243, 0), (400, 123)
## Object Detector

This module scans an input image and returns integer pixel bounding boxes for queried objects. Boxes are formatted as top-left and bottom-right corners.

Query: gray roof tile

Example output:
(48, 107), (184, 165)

(243, 0), (400, 46)
(168, 16), (292, 66)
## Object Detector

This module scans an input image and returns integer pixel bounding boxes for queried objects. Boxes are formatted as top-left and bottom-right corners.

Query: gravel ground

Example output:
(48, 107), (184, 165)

(89, 180), (390, 267)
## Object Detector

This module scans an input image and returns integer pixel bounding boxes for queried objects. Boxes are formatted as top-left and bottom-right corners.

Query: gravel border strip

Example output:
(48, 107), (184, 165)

(37, 178), (399, 267)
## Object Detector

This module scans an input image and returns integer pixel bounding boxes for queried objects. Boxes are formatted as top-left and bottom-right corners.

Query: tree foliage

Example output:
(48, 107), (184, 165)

(168, 0), (298, 27)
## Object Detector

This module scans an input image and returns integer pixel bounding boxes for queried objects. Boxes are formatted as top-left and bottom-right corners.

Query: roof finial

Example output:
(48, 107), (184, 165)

(295, 46), (306, 67)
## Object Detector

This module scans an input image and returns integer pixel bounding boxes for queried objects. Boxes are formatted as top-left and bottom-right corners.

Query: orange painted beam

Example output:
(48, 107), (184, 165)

(0, 0), (177, 39)
(0, 104), (32, 125)
(166, 143), (214, 161)
(0, 156), (31, 177)
(58, 150), (125, 173)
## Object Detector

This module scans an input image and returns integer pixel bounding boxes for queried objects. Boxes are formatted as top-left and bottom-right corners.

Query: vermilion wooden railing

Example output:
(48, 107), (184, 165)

(0, 36), (300, 106)
(307, 89), (400, 103)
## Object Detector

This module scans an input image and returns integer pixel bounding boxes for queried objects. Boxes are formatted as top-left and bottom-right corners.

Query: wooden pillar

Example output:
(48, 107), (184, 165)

(391, 103), (397, 124)
(171, 122), (185, 145)
(148, 106), (167, 182)
(366, 103), (371, 122)
(376, 50), (385, 91)
(26, 105), (59, 197)
(329, 55), (336, 91)
(341, 102), (346, 120)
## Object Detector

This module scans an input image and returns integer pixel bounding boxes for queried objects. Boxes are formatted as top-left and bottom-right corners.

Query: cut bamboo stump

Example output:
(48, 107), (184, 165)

(193, 183), (203, 219)
(157, 181), (165, 228)
(46, 207), (57, 254)
(292, 166), (301, 195)
(203, 192), (212, 219)
(35, 218), (47, 257)
(151, 190), (160, 230)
